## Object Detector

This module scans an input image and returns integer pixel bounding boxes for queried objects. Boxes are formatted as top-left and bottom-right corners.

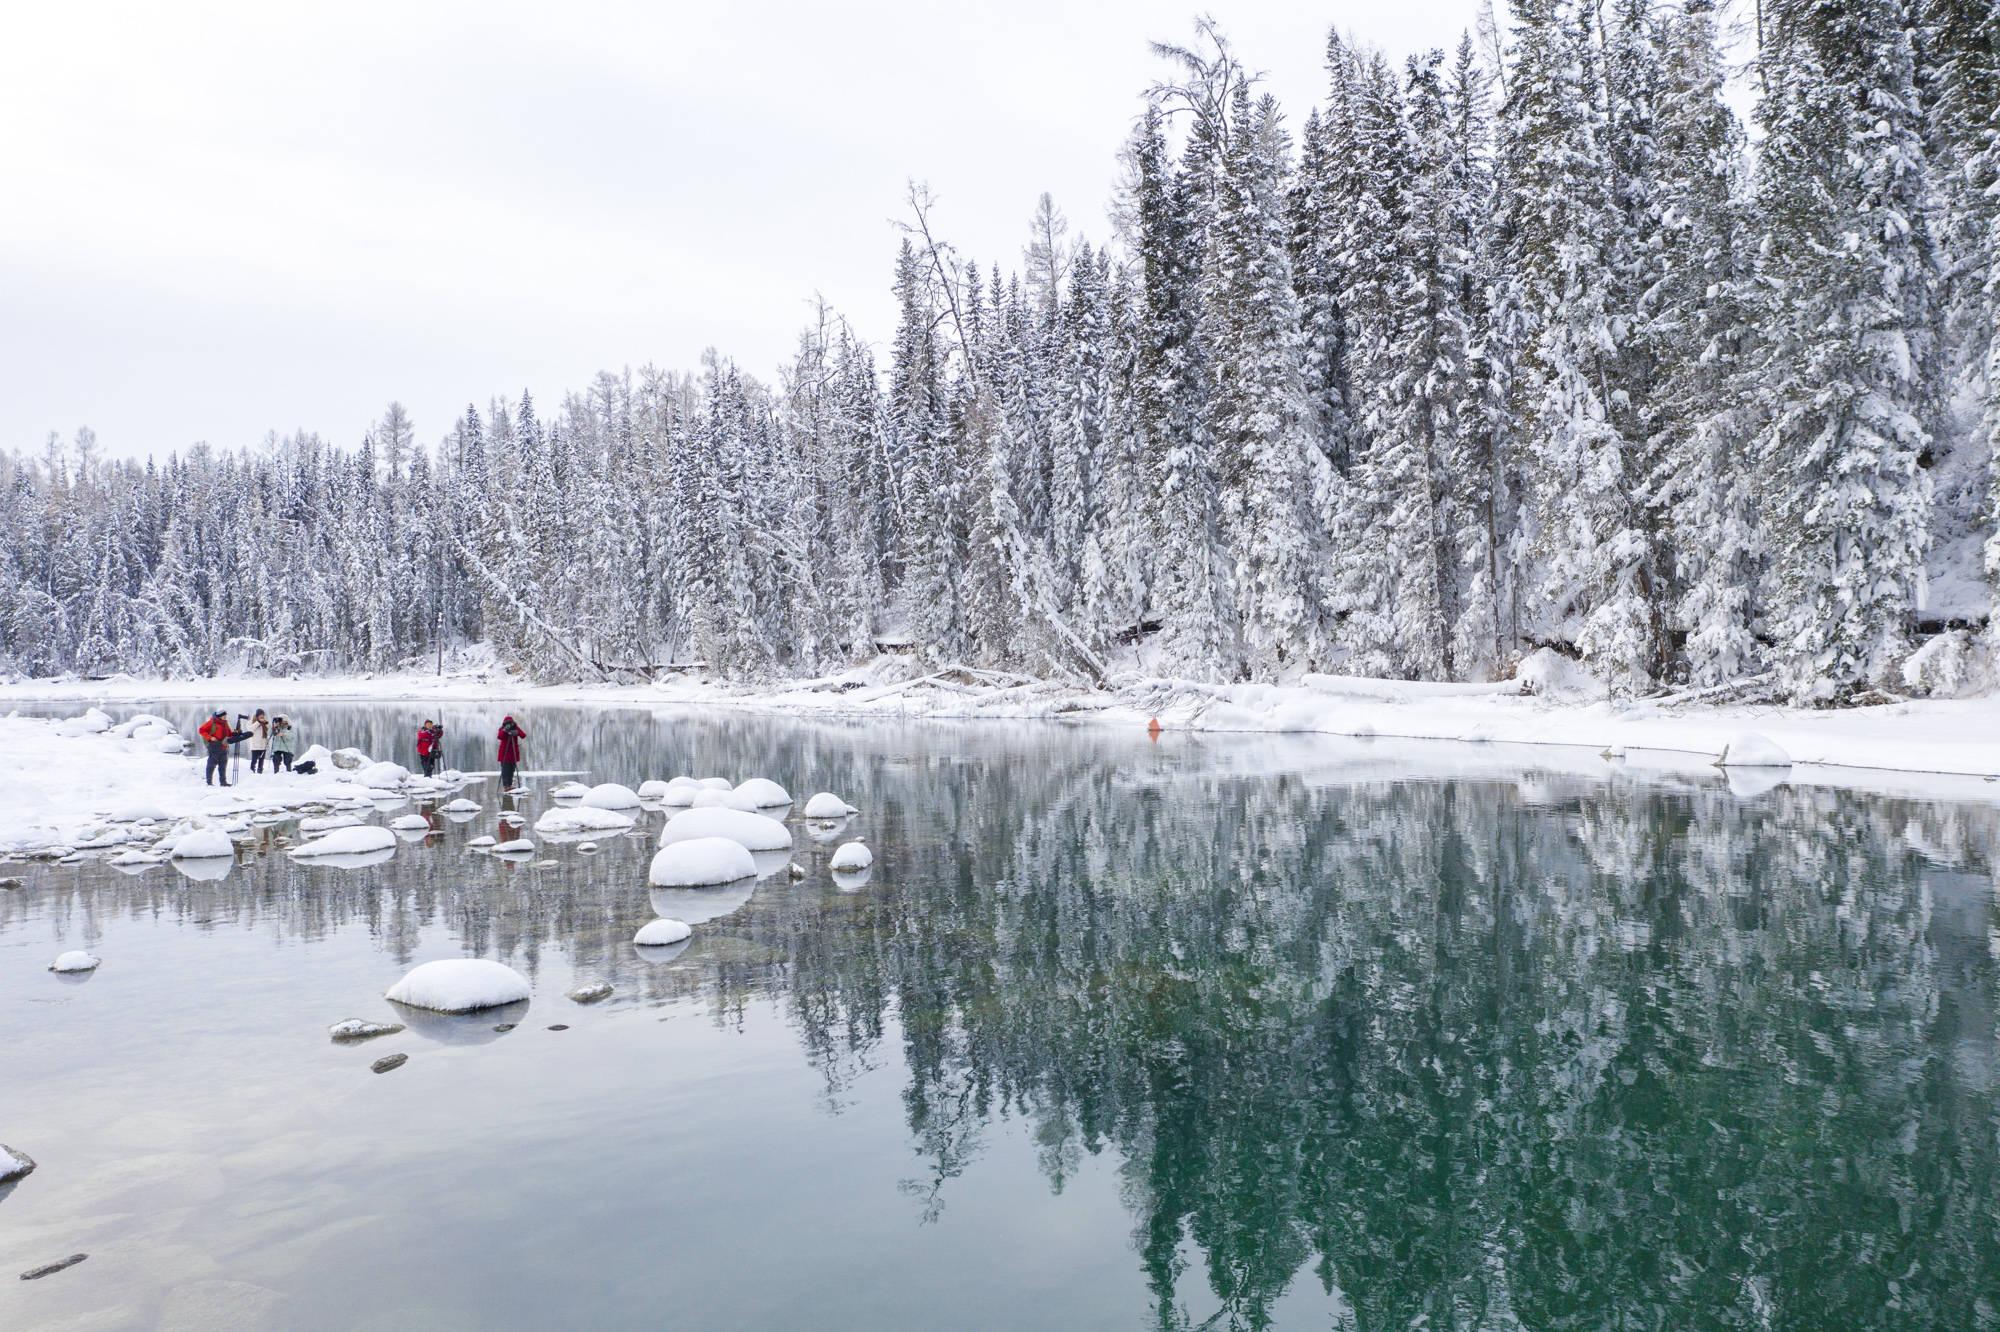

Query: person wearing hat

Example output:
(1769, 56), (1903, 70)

(198, 710), (235, 786)
(495, 715), (526, 792)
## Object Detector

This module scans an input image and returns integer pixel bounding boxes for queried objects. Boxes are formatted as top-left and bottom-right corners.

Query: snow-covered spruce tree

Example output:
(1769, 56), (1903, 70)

(1752, 0), (1939, 701)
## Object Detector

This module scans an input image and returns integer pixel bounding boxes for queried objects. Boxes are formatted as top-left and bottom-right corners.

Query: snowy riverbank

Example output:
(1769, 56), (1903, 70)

(6, 654), (2000, 790)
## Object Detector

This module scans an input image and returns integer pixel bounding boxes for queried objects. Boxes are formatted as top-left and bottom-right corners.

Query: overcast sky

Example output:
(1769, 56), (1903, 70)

(2, 1), (1484, 461)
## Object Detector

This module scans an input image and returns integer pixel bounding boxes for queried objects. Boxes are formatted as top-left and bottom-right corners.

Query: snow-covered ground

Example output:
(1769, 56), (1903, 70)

(8, 646), (2000, 863)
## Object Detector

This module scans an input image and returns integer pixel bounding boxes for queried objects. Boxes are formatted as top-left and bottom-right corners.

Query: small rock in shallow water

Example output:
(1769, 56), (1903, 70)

(328, 1019), (406, 1043)
(492, 1022), (516, 1033)
(546, 1023), (569, 1031)
(371, 1053), (408, 1074)
(0, 1144), (36, 1182)
(0, 877), (22, 889)
(566, 981), (612, 1004)
(20, 1253), (86, 1280)
(787, 862), (806, 880)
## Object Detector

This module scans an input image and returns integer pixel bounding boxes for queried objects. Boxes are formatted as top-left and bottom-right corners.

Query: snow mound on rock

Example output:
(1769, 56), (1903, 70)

(697, 777), (733, 791)
(830, 840), (873, 871)
(689, 787), (753, 810)
(634, 918), (692, 947)
(659, 777), (702, 806)
(53, 707), (113, 737)
(330, 747), (371, 771)
(297, 744), (335, 770)
(390, 814), (431, 832)
(299, 814), (361, 832)
(329, 1019), (404, 1041)
(385, 958), (531, 1013)
(493, 838), (535, 855)
(550, 781), (591, 800)
(649, 836), (757, 887)
(169, 827), (235, 860)
(635, 780), (672, 800)
(535, 805), (635, 836)
(51, 950), (100, 972)
(443, 798), (481, 813)
(802, 792), (856, 819)
(1716, 732), (1791, 768)
(581, 782), (642, 810)
(0, 1144), (35, 1183)
(659, 807), (793, 852)
(467, 835), (496, 848)
(733, 778), (791, 808)
(357, 762), (410, 789)
(291, 825), (397, 858)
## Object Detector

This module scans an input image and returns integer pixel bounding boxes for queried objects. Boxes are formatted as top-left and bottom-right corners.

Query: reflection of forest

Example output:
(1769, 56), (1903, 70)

(9, 724), (2000, 1328)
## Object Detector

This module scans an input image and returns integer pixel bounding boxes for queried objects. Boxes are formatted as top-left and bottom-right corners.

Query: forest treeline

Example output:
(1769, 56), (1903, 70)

(3, 0), (1998, 701)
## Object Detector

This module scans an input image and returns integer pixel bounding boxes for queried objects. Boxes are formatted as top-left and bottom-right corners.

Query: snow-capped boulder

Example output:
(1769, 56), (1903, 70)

(659, 807), (793, 852)
(733, 778), (791, 809)
(297, 744), (335, 770)
(567, 980), (613, 1003)
(535, 805), (635, 837)
(357, 762), (410, 790)
(385, 958), (531, 1013)
(330, 747), (371, 771)
(467, 835), (496, 848)
(550, 781), (591, 801)
(443, 797), (481, 813)
(649, 836), (757, 888)
(636, 780), (672, 801)
(689, 787), (749, 809)
(633, 918), (692, 947)
(53, 707), (113, 737)
(0, 1143), (35, 1183)
(577, 841), (599, 853)
(697, 777), (733, 791)
(291, 825), (398, 858)
(830, 840), (873, 871)
(493, 838), (535, 855)
(50, 950), (100, 973)
(300, 814), (361, 832)
(659, 777), (702, 807)
(390, 814), (431, 832)
(581, 783), (642, 810)
(328, 1019), (404, 1042)
(169, 827), (235, 860)
(1716, 732), (1791, 768)
(802, 792), (856, 819)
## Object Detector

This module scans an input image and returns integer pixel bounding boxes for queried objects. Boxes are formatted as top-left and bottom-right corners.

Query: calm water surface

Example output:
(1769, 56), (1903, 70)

(2, 703), (1998, 1329)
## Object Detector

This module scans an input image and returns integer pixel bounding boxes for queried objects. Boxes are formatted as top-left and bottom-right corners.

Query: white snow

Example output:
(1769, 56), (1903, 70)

(658, 807), (793, 852)
(290, 825), (397, 858)
(658, 777), (702, 806)
(697, 777), (732, 790)
(356, 761), (410, 789)
(443, 798), (481, 813)
(830, 840), (873, 871)
(550, 781), (591, 800)
(299, 814), (361, 832)
(328, 1019), (403, 1041)
(580, 782), (642, 809)
(297, 744), (335, 770)
(535, 805), (636, 836)
(688, 787), (752, 809)
(1717, 732), (1792, 768)
(467, 835), (496, 847)
(802, 792), (856, 818)
(0, 1144), (33, 1182)
(492, 838), (535, 854)
(384, 958), (531, 1012)
(50, 950), (100, 972)
(648, 836), (757, 887)
(169, 827), (235, 860)
(733, 777), (791, 808)
(633, 918), (692, 947)
(390, 814), (431, 831)
(635, 779), (673, 800)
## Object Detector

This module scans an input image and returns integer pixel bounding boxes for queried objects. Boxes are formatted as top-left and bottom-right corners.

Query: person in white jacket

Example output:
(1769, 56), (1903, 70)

(247, 709), (271, 774)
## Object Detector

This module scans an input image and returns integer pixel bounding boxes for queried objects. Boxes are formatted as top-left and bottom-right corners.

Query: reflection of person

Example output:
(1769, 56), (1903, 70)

(496, 715), (527, 792)
(199, 710), (234, 786)
(269, 716), (295, 772)
(248, 709), (270, 774)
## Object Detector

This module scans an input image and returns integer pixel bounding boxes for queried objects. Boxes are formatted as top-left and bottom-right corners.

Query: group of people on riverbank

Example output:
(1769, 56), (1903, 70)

(195, 708), (529, 792)
(198, 709), (295, 786)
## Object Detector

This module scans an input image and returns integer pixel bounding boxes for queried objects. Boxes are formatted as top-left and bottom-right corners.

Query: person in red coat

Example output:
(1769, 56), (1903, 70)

(416, 719), (440, 777)
(496, 715), (526, 791)
(199, 710), (235, 786)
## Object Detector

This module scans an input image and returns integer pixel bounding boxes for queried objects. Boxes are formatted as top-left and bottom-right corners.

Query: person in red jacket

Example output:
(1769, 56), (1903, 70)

(416, 719), (440, 777)
(496, 715), (526, 792)
(199, 710), (235, 786)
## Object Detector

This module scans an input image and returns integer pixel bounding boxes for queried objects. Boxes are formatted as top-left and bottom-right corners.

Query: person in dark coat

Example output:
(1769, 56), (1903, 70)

(199, 710), (234, 787)
(496, 716), (526, 792)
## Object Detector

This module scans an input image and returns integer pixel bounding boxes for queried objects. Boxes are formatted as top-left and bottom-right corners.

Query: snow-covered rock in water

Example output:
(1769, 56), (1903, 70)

(1516, 647), (1603, 701)
(689, 787), (753, 810)
(297, 744), (335, 771)
(291, 825), (398, 858)
(802, 792), (856, 819)
(467, 835), (497, 848)
(390, 814), (431, 832)
(733, 778), (791, 809)
(443, 798), (481, 814)
(830, 840), (873, 871)
(357, 761), (410, 790)
(550, 781), (591, 801)
(581, 782), (642, 810)
(0, 1143), (35, 1183)
(330, 747), (371, 771)
(328, 1019), (405, 1042)
(384, 958), (531, 1013)
(697, 777), (733, 791)
(535, 805), (635, 837)
(566, 980), (613, 1003)
(659, 807), (793, 852)
(635, 780), (673, 801)
(659, 777), (702, 806)
(1716, 732), (1791, 768)
(53, 707), (114, 737)
(633, 918), (692, 947)
(169, 827), (235, 860)
(109, 849), (162, 867)
(649, 836), (757, 887)
(300, 813), (361, 832)
(493, 838), (535, 855)
(50, 950), (100, 973)
(576, 841), (599, 854)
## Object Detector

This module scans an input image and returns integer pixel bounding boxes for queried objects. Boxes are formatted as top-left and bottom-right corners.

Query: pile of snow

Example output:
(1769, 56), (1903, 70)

(390, 814), (431, 832)
(659, 807), (793, 852)
(443, 798), (481, 813)
(299, 814), (361, 832)
(535, 805), (635, 837)
(384, 958), (531, 1013)
(467, 835), (496, 848)
(689, 787), (753, 810)
(580, 782), (642, 810)
(169, 827), (235, 860)
(649, 836), (757, 887)
(550, 781), (591, 800)
(635, 779), (673, 800)
(50, 950), (100, 973)
(52, 707), (113, 737)
(296, 744), (335, 770)
(830, 840), (873, 871)
(697, 777), (732, 791)
(1516, 648), (1604, 702)
(356, 761), (410, 790)
(733, 778), (791, 808)
(658, 777), (702, 806)
(291, 825), (397, 858)
(1716, 732), (1792, 768)
(633, 918), (692, 947)
(802, 792), (856, 819)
